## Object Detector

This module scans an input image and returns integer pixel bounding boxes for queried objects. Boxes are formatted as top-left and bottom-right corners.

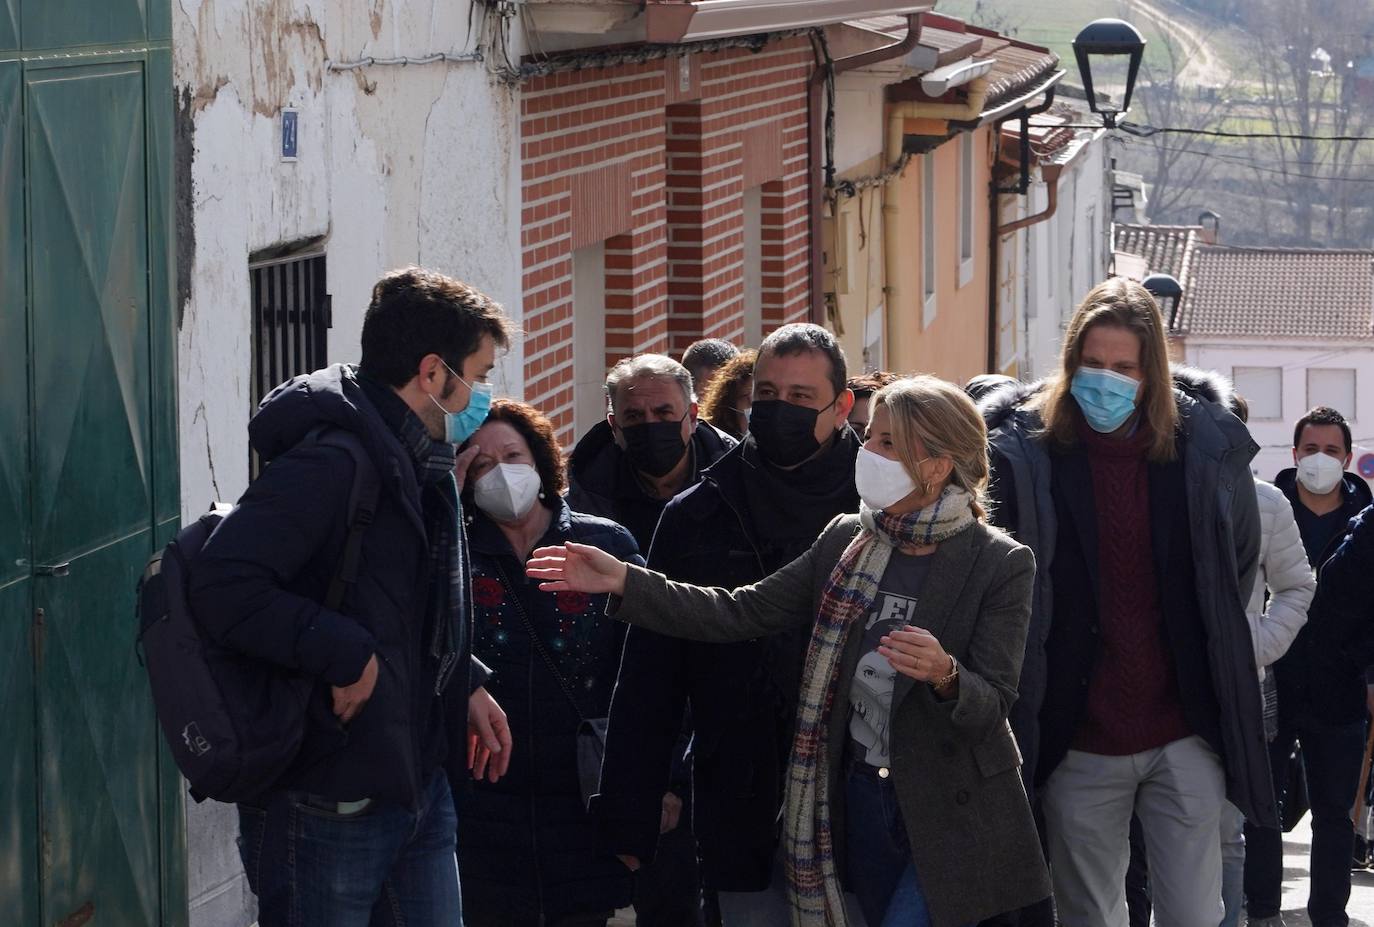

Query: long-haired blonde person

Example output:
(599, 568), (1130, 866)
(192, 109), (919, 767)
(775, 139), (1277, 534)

(978, 278), (1268, 926)
(529, 376), (1050, 927)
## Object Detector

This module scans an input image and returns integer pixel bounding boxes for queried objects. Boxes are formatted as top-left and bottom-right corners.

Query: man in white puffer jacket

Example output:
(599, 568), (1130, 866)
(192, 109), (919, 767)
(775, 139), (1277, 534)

(1221, 395), (1316, 927)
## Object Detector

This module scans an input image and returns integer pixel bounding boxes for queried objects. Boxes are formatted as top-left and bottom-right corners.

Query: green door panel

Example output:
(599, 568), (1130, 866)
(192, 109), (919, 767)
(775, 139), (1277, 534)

(148, 0), (170, 42)
(27, 60), (151, 563)
(0, 0), (16, 51)
(35, 533), (160, 926)
(0, 63), (36, 924)
(147, 49), (178, 524)
(0, 62), (27, 586)
(25, 57), (163, 926)
(0, 578), (38, 927)
(21, 0), (146, 49)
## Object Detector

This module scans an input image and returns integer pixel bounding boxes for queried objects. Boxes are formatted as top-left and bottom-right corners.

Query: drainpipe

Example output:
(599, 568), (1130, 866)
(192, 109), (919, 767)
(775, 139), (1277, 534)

(879, 78), (990, 357)
(997, 163), (1064, 235)
(807, 13), (924, 324)
(982, 81), (1062, 372)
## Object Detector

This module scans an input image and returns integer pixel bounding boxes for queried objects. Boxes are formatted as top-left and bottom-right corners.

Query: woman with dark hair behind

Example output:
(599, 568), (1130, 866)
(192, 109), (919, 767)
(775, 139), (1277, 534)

(699, 350), (757, 440)
(848, 371), (903, 434)
(456, 400), (644, 927)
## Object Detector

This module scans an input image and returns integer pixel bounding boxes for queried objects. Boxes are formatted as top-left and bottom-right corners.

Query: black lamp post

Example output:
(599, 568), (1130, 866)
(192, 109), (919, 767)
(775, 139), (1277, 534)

(1073, 18), (1147, 128)
(1142, 272), (1183, 331)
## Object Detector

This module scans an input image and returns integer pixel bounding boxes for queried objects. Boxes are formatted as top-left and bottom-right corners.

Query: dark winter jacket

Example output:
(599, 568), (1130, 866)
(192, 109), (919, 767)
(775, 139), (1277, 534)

(1270, 469), (1374, 724)
(567, 419), (737, 550)
(981, 366), (1273, 827)
(592, 436), (859, 890)
(456, 500), (641, 923)
(189, 364), (489, 809)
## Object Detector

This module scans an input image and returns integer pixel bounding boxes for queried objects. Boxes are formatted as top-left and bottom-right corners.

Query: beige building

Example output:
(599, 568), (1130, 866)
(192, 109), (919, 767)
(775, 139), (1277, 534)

(821, 13), (1062, 384)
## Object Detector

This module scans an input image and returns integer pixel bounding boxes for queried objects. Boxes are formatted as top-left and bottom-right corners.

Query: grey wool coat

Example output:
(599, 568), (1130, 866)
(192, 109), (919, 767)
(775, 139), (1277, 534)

(611, 514), (1052, 927)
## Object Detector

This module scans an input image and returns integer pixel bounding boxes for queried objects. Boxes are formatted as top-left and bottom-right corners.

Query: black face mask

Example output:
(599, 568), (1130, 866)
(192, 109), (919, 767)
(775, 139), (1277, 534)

(749, 398), (835, 468)
(619, 417), (690, 478)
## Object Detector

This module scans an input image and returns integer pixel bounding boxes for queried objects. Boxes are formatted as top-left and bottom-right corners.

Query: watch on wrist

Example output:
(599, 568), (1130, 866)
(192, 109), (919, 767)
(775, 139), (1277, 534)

(932, 654), (959, 689)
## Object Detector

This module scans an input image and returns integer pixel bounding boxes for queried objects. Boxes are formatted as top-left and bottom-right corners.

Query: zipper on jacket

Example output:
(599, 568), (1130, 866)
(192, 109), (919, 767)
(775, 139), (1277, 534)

(711, 475), (767, 578)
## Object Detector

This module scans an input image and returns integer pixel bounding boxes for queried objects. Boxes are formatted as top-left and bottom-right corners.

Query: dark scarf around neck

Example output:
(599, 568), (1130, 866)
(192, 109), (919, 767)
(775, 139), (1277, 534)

(741, 426), (860, 545)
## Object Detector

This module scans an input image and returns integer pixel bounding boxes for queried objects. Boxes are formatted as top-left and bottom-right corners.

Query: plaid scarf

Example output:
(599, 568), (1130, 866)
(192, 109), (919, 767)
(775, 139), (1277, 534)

(784, 486), (976, 925)
(396, 408), (465, 695)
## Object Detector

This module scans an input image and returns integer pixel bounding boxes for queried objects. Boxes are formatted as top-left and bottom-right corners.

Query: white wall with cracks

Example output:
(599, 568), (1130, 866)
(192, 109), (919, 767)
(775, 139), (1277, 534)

(173, 2), (522, 923)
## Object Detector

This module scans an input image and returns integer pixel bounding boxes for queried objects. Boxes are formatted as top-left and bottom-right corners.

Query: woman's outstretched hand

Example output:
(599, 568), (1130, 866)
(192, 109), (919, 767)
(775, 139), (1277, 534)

(526, 542), (629, 596)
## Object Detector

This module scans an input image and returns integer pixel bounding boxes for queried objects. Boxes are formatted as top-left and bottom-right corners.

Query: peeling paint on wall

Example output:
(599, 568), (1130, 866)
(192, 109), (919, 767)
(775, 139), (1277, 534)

(173, 3), (522, 924)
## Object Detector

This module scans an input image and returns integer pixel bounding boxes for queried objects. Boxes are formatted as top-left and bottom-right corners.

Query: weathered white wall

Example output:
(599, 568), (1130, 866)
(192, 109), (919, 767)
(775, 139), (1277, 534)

(173, 2), (522, 924)
(1185, 338), (1374, 484)
(998, 129), (1111, 381)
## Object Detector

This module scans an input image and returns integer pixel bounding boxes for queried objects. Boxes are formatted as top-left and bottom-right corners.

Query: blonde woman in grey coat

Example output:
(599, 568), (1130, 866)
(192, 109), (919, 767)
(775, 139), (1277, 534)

(529, 377), (1050, 927)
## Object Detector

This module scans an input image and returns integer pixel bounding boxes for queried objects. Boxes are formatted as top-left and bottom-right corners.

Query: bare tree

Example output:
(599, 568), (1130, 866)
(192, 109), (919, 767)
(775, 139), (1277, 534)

(1126, 31), (1237, 221)
(1240, 0), (1374, 245)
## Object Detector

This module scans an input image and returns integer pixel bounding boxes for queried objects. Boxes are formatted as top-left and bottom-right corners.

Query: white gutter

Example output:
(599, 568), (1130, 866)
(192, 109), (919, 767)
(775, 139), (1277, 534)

(675, 0), (936, 42)
(918, 57), (994, 96)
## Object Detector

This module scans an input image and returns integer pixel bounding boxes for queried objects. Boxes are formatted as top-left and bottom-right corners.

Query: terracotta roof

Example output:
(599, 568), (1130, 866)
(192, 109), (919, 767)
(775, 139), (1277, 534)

(970, 32), (1060, 109)
(1113, 223), (1201, 286)
(859, 14), (1058, 115)
(915, 24), (984, 65)
(1178, 247), (1374, 339)
(998, 111), (1078, 161)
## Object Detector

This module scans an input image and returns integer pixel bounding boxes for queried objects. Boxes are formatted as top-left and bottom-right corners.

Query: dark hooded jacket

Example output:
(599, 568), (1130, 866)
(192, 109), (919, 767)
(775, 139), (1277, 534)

(457, 500), (641, 922)
(980, 366), (1273, 827)
(566, 419), (736, 550)
(189, 364), (488, 808)
(592, 432), (860, 891)
(1270, 468), (1373, 724)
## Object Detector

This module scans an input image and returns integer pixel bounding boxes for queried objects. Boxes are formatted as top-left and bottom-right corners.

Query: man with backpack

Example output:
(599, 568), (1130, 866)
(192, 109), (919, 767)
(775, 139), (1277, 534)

(188, 267), (515, 926)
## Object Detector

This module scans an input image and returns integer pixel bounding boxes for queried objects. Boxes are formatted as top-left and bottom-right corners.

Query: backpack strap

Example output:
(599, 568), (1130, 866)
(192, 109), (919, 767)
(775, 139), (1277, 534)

(304, 427), (382, 612)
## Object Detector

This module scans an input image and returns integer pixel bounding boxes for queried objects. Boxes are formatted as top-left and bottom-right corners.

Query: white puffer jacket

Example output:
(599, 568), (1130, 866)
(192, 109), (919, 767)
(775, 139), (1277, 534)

(1247, 479), (1316, 677)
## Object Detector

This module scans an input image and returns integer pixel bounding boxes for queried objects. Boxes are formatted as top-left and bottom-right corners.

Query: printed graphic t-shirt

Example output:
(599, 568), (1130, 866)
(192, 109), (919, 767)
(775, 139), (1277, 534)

(848, 551), (934, 766)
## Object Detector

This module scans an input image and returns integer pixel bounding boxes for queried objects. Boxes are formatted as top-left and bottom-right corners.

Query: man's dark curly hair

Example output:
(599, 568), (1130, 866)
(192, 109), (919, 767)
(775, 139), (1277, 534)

(1294, 406), (1352, 453)
(360, 267), (511, 388)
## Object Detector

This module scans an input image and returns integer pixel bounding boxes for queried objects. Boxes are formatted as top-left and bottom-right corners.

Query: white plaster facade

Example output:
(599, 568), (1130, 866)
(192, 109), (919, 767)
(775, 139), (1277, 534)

(1182, 338), (1374, 486)
(995, 126), (1112, 380)
(173, 2), (522, 923)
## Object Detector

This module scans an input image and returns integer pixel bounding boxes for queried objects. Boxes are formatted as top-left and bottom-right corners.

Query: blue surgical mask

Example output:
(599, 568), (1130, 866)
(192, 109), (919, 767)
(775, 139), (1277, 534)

(430, 363), (493, 445)
(1071, 367), (1140, 434)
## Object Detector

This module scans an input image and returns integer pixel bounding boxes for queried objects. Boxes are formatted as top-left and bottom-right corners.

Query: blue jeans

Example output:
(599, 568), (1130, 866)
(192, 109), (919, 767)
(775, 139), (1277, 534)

(845, 765), (936, 927)
(237, 769), (462, 927)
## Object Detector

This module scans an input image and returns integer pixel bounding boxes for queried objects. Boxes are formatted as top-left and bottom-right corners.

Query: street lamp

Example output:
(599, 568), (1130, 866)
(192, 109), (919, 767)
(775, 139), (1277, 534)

(1142, 272), (1184, 331)
(1073, 18), (1147, 128)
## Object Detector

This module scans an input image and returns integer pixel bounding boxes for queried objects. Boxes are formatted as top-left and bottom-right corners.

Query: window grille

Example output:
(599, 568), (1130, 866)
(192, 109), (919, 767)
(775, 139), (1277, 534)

(249, 252), (331, 475)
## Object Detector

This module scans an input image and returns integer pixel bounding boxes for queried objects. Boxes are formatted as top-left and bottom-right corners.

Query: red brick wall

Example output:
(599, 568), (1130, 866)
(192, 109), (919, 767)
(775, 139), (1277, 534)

(520, 37), (815, 441)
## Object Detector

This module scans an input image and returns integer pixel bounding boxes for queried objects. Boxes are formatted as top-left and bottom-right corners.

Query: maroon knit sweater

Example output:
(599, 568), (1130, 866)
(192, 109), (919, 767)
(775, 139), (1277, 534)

(1073, 423), (1192, 756)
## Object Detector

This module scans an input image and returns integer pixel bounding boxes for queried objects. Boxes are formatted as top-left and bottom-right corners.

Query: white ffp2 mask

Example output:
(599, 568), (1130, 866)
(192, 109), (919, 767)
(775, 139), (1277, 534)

(855, 446), (920, 511)
(473, 463), (543, 523)
(1297, 453), (1345, 496)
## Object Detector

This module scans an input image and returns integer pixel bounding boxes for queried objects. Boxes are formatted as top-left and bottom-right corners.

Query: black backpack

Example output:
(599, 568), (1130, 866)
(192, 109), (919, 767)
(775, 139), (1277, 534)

(136, 427), (379, 802)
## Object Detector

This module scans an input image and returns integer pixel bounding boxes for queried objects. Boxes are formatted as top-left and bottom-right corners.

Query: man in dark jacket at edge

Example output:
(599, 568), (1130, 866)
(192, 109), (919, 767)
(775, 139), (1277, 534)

(190, 268), (515, 926)
(593, 323), (859, 924)
(1244, 406), (1374, 927)
(980, 360), (1268, 927)
(568, 352), (736, 926)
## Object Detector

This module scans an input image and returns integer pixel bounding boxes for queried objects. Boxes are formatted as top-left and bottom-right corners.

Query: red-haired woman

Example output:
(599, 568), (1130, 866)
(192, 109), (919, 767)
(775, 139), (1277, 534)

(455, 400), (643, 927)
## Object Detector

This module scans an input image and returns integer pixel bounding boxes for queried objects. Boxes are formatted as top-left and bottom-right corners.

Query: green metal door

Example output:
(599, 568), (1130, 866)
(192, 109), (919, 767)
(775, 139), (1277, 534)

(2, 2), (181, 924)
(0, 55), (39, 927)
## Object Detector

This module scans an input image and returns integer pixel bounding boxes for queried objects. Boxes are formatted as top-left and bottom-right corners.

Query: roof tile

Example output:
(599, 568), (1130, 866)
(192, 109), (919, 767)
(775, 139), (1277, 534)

(1113, 223), (1201, 285)
(1180, 247), (1374, 339)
